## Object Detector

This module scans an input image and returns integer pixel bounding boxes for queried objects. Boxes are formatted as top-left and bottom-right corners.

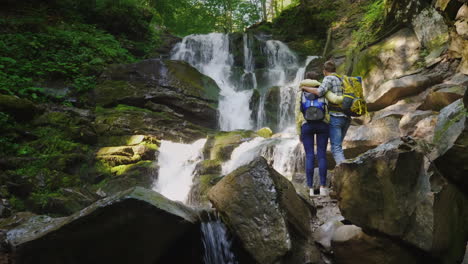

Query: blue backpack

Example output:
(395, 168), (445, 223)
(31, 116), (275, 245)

(300, 92), (326, 121)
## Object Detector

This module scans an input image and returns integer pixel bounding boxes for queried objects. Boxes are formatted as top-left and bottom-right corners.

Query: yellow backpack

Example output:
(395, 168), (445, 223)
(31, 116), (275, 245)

(332, 74), (368, 117)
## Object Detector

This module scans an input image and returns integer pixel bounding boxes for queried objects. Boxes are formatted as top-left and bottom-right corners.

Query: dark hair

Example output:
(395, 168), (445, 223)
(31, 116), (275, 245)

(305, 71), (320, 80)
(323, 60), (336, 73)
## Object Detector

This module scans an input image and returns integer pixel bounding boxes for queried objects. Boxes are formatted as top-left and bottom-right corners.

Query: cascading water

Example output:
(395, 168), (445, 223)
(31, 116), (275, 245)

(278, 55), (317, 132)
(171, 33), (253, 131)
(222, 134), (304, 179)
(153, 138), (206, 203)
(201, 217), (238, 264)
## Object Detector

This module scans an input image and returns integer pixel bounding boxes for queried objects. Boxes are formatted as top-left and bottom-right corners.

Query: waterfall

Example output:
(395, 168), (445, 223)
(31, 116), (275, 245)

(201, 218), (238, 264)
(171, 33), (253, 131)
(171, 33), (317, 133)
(277, 55), (318, 132)
(222, 135), (303, 179)
(153, 138), (206, 203)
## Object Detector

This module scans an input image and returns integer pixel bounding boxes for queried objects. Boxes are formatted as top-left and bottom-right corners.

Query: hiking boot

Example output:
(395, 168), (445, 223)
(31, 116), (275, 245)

(319, 187), (329, 196)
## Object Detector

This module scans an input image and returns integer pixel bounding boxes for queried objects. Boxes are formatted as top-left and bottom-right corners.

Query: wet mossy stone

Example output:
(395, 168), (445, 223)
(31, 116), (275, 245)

(0, 94), (42, 121)
(94, 104), (210, 142)
(256, 127), (273, 138)
(33, 110), (96, 144)
(208, 130), (256, 161)
(96, 59), (220, 106)
(7, 187), (200, 264)
(98, 160), (158, 195)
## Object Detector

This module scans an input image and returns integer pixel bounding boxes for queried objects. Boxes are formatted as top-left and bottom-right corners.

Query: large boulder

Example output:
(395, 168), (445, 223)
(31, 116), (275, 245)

(344, 116), (401, 152)
(6, 187), (201, 264)
(208, 157), (319, 264)
(333, 138), (468, 263)
(433, 99), (468, 195)
(352, 28), (421, 94)
(366, 72), (444, 111)
(94, 59), (220, 129)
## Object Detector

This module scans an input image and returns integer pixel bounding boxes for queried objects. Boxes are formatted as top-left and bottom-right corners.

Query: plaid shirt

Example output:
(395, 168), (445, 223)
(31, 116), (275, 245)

(317, 75), (347, 117)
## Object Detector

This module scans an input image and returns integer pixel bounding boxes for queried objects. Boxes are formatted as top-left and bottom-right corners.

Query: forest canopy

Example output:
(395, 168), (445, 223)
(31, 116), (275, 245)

(118, 0), (301, 35)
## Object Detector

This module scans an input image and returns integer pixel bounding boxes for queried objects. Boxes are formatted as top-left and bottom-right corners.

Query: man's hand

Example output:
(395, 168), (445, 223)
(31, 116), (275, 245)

(301, 86), (320, 95)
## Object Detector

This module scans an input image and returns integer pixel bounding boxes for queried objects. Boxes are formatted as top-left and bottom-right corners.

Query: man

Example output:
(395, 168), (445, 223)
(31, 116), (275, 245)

(301, 60), (350, 165)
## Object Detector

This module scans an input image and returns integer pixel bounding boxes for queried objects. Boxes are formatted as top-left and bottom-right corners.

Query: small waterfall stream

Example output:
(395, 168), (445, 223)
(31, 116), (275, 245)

(201, 218), (238, 264)
(153, 138), (206, 203)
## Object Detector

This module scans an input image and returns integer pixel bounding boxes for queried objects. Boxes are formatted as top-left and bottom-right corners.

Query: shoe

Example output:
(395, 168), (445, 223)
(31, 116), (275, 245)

(309, 188), (314, 196)
(319, 187), (329, 196)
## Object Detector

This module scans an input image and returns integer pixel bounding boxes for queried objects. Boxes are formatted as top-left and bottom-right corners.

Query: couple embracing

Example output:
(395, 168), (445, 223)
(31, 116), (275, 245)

(295, 60), (350, 197)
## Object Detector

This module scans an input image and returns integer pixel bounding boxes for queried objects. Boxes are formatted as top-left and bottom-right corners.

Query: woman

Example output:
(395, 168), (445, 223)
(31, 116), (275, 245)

(296, 72), (342, 196)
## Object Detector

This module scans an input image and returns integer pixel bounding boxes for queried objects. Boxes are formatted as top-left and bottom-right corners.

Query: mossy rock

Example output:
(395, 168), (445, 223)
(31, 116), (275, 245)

(94, 104), (210, 142)
(26, 188), (98, 216)
(33, 110), (96, 144)
(0, 94), (42, 121)
(97, 160), (157, 196)
(287, 39), (325, 56)
(96, 59), (220, 105)
(196, 160), (222, 175)
(208, 130), (256, 161)
(256, 127), (273, 138)
(187, 172), (222, 207)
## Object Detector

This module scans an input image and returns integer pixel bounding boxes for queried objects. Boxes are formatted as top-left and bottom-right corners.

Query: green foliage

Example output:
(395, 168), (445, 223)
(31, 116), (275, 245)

(351, 0), (386, 50)
(1, 123), (89, 214)
(271, 3), (336, 42)
(0, 21), (135, 100)
(8, 196), (26, 211)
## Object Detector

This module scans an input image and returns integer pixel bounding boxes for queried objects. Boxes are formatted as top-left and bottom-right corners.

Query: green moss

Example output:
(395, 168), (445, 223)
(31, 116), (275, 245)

(111, 160), (153, 176)
(287, 39), (325, 56)
(256, 127), (273, 138)
(114, 104), (153, 113)
(426, 34), (449, 51)
(434, 110), (467, 144)
(165, 60), (220, 102)
(198, 160), (222, 175)
(209, 130), (256, 161)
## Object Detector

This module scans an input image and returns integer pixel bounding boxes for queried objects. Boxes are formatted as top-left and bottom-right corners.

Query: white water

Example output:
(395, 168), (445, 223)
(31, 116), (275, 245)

(222, 134), (303, 179)
(201, 219), (238, 264)
(153, 139), (207, 203)
(158, 35), (318, 204)
(278, 56), (317, 131)
(171, 33), (253, 131)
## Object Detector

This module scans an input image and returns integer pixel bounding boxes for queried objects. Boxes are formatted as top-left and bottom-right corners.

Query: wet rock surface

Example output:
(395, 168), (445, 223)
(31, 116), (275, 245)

(208, 157), (320, 264)
(6, 187), (202, 264)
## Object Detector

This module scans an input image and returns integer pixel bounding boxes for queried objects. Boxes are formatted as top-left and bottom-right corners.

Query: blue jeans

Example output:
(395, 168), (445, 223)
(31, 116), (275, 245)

(329, 115), (351, 164)
(301, 121), (329, 188)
